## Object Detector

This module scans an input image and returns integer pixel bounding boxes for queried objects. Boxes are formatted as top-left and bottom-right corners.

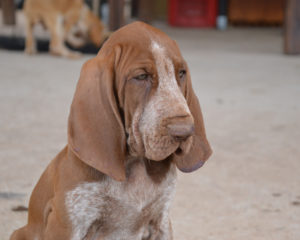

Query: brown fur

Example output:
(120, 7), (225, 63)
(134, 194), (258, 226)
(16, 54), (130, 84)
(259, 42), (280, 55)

(10, 22), (212, 240)
(23, 0), (106, 58)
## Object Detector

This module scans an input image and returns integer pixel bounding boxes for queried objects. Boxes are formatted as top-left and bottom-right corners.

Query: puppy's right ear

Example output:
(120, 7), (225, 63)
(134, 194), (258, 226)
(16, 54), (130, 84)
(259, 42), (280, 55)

(68, 56), (126, 181)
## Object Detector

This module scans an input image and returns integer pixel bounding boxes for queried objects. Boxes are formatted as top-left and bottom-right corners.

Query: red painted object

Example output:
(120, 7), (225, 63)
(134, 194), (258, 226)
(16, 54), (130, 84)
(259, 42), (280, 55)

(168, 0), (217, 27)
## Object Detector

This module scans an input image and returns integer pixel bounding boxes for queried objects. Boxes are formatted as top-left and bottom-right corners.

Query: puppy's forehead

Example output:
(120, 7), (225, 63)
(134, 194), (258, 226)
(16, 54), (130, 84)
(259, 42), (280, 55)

(148, 39), (183, 69)
(150, 41), (181, 75)
(107, 22), (180, 53)
(150, 41), (172, 73)
(151, 41), (164, 53)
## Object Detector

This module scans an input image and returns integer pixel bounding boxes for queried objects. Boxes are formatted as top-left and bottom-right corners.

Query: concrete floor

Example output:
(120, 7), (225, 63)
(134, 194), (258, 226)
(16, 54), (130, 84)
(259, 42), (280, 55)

(1, 25), (300, 240)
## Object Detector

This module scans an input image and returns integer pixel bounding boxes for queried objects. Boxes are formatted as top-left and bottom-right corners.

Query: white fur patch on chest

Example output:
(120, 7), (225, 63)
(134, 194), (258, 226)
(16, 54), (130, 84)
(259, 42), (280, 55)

(65, 161), (176, 240)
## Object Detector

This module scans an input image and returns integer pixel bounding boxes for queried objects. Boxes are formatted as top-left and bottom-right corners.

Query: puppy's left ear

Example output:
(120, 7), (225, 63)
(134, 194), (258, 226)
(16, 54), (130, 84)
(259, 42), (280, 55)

(174, 71), (212, 172)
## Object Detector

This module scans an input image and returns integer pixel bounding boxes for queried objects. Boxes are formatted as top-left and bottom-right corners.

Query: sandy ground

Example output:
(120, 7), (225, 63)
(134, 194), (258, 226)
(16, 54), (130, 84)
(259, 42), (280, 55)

(1, 25), (300, 240)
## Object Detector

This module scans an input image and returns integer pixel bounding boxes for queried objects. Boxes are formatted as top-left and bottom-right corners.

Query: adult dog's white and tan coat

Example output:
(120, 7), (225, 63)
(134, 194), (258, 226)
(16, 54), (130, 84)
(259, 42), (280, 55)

(10, 22), (212, 240)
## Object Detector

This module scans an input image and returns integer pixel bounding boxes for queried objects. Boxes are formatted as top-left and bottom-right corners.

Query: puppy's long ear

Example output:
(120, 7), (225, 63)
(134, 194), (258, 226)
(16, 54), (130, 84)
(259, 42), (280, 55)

(174, 71), (212, 172)
(68, 55), (126, 181)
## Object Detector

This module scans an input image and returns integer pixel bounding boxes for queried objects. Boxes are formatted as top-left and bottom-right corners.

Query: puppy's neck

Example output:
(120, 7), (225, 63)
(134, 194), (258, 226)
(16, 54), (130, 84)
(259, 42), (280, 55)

(125, 156), (175, 184)
(68, 147), (175, 184)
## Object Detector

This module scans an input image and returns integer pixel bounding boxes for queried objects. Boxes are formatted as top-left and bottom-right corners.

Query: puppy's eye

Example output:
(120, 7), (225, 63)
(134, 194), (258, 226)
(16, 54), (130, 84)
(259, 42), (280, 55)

(179, 70), (186, 79)
(134, 73), (150, 81)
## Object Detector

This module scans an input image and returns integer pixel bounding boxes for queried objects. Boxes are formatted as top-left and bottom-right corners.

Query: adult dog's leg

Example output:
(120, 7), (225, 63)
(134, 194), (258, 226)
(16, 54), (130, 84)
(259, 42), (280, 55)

(24, 16), (37, 55)
(66, 30), (86, 48)
(44, 14), (81, 59)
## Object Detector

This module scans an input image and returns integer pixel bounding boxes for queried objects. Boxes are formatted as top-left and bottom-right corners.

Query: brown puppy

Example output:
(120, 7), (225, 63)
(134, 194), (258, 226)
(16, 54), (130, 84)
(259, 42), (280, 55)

(24, 0), (107, 58)
(10, 22), (212, 240)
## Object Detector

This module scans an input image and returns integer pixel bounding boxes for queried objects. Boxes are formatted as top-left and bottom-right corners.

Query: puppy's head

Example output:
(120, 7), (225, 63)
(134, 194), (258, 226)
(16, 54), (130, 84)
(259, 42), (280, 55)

(68, 22), (212, 181)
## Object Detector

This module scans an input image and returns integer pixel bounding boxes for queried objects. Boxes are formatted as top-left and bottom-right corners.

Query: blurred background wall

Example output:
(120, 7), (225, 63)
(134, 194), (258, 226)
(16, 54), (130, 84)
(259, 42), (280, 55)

(0, 0), (299, 54)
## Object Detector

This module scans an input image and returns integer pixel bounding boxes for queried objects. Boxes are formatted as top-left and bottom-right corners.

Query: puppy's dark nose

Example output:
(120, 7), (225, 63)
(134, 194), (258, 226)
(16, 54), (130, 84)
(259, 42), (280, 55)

(167, 123), (194, 142)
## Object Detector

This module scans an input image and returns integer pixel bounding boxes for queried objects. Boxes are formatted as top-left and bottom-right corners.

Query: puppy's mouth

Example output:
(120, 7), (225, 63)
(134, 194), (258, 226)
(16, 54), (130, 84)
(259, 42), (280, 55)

(173, 135), (194, 157)
(142, 134), (194, 161)
(175, 146), (184, 156)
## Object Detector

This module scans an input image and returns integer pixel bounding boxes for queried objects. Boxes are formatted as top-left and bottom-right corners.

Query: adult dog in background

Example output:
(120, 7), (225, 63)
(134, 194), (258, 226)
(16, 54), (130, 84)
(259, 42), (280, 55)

(24, 0), (107, 58)
(10, 22), (212, 240)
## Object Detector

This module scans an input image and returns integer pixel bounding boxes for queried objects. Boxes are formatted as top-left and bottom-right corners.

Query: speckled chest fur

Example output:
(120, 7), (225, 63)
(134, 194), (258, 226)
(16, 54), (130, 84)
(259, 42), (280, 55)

(65, 158), (177, 240)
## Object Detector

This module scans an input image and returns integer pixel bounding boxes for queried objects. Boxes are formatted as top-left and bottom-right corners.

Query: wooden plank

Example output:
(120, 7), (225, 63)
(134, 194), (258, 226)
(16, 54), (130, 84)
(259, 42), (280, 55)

(92, 0), (100, 16)
(137, 0), (153, 23)
(109, 0), (124, 31)
(284, 0), (300, 54)
(2, 0), (16, 25)
(153, 0), (167, 21)
(228, 0), (284, 25)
